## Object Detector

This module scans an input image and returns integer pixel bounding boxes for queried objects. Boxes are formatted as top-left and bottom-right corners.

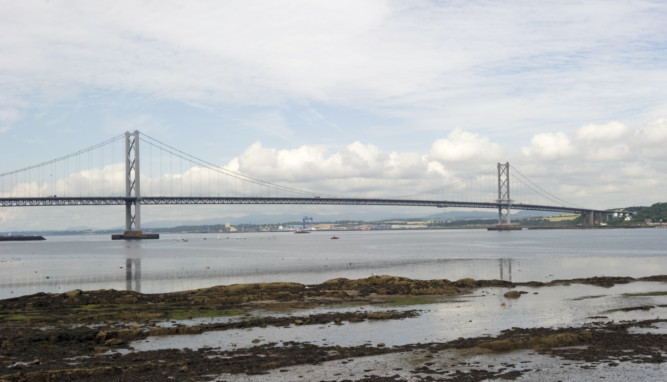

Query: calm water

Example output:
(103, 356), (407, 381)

(1, 228), (665, 298)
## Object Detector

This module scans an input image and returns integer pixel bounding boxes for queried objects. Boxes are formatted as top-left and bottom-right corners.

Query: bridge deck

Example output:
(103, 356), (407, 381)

(0, 196), (605, 215)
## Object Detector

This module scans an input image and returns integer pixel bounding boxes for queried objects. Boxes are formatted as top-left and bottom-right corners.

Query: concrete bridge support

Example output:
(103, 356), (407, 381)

(581, 211), (607, 227)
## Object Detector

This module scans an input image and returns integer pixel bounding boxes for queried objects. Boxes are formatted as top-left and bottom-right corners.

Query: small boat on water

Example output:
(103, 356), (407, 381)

(331, 236), (339, 240)
(294, 228), (310, 234)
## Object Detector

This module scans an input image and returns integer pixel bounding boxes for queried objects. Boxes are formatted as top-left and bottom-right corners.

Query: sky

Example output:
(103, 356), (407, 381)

(1, 0), (667, 231)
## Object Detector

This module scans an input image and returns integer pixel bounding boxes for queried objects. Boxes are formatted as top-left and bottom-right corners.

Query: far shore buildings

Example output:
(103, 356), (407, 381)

(609, 209), (637, 221)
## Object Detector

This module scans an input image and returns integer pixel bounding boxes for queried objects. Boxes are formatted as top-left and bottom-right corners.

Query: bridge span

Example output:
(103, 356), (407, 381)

(1, 131), (609, 238)
(0, 196), (605, 216)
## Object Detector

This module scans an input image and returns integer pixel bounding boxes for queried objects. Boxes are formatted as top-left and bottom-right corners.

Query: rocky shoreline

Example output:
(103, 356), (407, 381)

(1, 275), (666, 381)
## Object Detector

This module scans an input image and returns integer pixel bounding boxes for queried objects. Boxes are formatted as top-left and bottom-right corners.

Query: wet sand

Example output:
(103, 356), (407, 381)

(1, 275), (666, 381)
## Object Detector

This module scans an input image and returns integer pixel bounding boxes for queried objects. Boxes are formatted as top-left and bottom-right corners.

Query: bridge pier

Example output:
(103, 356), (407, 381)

(583, 211), (594, 227)
(581, 211), (607, 227)
(112, 230), (159, 240)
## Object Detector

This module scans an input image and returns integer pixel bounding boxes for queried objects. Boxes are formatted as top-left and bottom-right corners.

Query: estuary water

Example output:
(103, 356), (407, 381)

(1, 228), (665, 299)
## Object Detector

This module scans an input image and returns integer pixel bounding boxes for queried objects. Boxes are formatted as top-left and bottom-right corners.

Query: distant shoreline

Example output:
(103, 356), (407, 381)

(1, 225), (659, 237)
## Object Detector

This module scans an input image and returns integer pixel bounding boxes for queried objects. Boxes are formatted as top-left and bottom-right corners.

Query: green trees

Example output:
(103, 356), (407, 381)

(629, 202), (667, 223)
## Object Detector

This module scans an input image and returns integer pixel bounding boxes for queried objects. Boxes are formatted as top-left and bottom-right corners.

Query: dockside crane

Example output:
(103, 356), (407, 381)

(302, 216), (313, 229)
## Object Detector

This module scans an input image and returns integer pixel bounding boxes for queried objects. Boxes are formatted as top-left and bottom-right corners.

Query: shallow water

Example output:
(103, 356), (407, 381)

(127, 280), (667, 381)
(1, 228), (666, 298)
(3, 229), (664, 381)
(130, 282), (667, 352)
(213, 347), (667, 382)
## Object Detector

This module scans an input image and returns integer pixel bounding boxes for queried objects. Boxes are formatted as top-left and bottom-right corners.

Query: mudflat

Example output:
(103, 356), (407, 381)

(1, 275), (666, 381)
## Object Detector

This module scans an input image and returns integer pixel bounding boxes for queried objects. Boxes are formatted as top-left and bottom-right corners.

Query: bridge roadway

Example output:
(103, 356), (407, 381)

(0, 196), (606, 215)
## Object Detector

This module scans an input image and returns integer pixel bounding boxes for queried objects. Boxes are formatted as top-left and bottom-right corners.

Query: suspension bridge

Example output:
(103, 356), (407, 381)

(0, 131), (607, 239)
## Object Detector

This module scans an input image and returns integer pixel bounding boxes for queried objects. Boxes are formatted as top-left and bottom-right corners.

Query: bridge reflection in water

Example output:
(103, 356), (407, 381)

(120, 256), (515, 294)
(499, 258), (512, 282)
(125, 258), (141, 293)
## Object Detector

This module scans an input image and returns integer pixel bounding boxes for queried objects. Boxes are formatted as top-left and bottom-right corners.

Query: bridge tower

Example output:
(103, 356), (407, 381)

(125, 130), (141, 234)
(497, 162), (511, 225)
(112, 131), (158, 239)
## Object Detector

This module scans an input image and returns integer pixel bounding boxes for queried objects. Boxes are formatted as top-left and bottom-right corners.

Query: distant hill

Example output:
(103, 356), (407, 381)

(140, 209), (557, 229)
(422, 210), (553, 221)
(1, 209), (571, 235)
(626, 202), (667, 222)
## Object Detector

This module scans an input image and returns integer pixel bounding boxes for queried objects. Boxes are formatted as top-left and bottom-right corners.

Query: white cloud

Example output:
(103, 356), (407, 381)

(326, 142), (391, 177)
(619, 162), (658, 179)
(513, 118), (667, 209)
(521, 131), (574, 160)
(233, 141), (430, 188)
(428, 128), (504, 163)
(634, 118), (667, 145)
(584, 144), (631, 162)
(2, 0), (666, 132)
(235, 142), (327, 182)
(576, 121), (629, 141)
